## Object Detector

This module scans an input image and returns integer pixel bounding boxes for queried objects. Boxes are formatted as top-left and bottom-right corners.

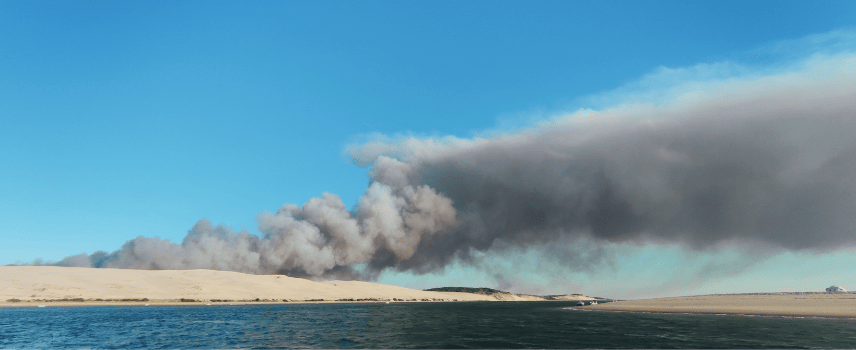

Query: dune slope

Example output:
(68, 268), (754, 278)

(0, 266), (494, 305)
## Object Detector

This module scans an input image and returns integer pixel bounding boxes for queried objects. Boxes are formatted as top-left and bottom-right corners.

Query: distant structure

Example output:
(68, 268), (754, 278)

(826, 285), (847, 293)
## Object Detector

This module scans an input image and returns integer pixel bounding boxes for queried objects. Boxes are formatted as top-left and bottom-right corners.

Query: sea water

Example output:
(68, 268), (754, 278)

(2, 301), (855, 348)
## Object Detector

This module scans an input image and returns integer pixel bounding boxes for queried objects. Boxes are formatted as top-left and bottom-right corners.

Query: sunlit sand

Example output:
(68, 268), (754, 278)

(0, 266), (498, 307)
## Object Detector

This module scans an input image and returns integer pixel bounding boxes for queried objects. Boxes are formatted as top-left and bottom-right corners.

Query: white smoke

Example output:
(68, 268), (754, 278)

(58, 163), (458, 278)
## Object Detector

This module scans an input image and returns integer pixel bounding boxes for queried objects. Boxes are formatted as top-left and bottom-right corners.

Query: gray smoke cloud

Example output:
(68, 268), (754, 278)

(56, 54), (856, 280)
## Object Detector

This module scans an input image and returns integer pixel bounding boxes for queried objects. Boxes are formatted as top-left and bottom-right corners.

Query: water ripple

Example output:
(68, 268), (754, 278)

(1, 302), (855, 348)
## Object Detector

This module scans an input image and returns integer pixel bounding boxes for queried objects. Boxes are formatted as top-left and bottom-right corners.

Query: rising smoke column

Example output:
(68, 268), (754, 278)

(59, 54), (856, 279)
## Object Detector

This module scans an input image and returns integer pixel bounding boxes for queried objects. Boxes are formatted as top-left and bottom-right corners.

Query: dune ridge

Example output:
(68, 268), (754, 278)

(1, 266), (498, 307)
(1, 266), (601, 307)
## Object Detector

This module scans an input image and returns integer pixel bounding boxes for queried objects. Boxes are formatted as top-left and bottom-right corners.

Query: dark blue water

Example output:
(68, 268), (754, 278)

(2, 301), (855, 348)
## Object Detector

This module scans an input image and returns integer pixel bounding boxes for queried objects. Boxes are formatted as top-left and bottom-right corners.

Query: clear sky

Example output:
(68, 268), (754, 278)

(2, 0), (856, 299)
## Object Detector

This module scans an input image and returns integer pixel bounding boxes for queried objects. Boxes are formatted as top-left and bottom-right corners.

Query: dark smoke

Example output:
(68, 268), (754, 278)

(54, 55), (856, 280)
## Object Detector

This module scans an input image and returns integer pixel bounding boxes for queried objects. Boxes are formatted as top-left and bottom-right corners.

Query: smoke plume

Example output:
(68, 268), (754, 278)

(57, 54), (856, 280)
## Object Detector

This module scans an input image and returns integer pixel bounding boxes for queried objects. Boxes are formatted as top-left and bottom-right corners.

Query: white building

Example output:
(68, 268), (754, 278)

(826, 285), (847, 293)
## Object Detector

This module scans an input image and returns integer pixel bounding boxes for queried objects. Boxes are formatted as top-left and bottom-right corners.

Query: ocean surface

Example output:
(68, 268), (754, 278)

(2, 301), (856, 348)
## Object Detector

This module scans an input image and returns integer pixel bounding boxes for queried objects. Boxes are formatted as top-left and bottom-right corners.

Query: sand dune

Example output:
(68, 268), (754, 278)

(7, 266), (850, 317)
(583, 293), (856, 317)
(0, 266), (497, 306)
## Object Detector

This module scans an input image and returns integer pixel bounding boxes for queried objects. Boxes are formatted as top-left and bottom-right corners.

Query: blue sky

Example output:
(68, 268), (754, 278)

(2, 1), (856, 299)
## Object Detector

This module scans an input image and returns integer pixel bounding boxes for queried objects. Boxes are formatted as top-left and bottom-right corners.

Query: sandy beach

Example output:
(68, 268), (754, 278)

(1, 266), (502, 307)
(583, 293), (856, 318)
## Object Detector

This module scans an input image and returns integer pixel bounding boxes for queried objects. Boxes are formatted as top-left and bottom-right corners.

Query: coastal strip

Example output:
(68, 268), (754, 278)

(0, 266), (494, 308)
(0, 266), (598, 308)
(582, 293), (856, 318)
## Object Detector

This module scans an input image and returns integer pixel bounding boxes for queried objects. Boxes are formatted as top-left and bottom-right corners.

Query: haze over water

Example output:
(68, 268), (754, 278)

(3, 302), (856, 348)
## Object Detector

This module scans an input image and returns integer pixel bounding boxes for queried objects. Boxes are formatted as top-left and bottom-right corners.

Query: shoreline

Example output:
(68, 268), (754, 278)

(581, 293), (856, 318)
(570, 307), (856, 320)
(0, 297), (588, 309)
(0, 298), (497, 309)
